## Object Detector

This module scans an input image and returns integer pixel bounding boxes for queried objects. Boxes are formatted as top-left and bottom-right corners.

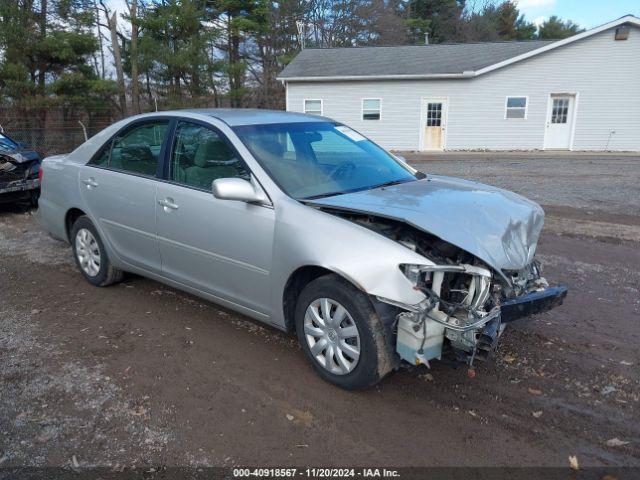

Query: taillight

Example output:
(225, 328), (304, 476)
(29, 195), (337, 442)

(38, 165), (43, 183)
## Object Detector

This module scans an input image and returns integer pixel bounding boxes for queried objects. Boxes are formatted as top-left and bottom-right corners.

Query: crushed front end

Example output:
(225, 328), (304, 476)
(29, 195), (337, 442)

(0, 150), (41, 204)
(311, 205), (568, 369)
(393, 260), (567, 367)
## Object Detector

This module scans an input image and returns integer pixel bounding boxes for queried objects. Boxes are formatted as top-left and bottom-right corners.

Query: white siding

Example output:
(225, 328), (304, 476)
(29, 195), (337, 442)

(286, 26), (640, 151)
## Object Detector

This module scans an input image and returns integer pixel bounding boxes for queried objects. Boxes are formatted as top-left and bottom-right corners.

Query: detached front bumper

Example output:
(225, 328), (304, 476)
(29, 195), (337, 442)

(501, 284), (568, 323)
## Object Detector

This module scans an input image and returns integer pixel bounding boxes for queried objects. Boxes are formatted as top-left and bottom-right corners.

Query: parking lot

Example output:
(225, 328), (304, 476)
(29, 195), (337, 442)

(1, 152), (639, 469)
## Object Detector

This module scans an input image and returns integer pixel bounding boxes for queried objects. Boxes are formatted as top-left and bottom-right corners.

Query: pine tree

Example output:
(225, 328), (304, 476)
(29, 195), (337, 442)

(538, 16), (583, 39)
(0, 0), (115, 106)
(404, 0), (466, 43)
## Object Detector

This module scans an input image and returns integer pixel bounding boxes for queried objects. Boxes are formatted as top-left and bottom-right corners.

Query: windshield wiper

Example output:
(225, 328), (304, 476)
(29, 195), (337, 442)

(303, 191), (345, 200)
(368, 178), (414, 190)
(303, 178), (414, 200)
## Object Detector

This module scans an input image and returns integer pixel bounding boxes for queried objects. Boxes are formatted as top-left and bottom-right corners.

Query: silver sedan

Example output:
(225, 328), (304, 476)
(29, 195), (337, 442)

(39, 109), (567, 389)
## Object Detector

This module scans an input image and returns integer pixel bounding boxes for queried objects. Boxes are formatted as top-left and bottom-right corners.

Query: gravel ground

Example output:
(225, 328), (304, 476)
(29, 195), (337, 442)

(403, 152), (640, 216)
(0, 153), (639, 472)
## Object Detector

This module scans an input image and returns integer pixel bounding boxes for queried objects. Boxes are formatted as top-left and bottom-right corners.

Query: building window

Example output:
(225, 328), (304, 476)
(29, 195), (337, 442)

(362, 98), (381, 120)
(505, 96), (527, 119)
(551, 98), (570, 124)
(304, 99), (322, 115)
(427, 103), (443, 126)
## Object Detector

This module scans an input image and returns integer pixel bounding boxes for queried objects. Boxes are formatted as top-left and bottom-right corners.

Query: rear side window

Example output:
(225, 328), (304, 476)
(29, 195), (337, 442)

(91, 145), (111, 167)
(90, 121), (169, 177)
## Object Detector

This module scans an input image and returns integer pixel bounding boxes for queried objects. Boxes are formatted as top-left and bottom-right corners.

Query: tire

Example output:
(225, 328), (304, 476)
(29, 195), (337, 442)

(70, 215), (124, 287)
(295, 274), (394, 390)
(29, 189), (40, 208)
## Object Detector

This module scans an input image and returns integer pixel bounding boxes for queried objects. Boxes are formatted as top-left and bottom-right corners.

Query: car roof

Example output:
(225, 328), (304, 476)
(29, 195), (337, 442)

(180, 108), (326, 126)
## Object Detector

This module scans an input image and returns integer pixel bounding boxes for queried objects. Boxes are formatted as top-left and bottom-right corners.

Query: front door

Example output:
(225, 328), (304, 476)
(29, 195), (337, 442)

(544, 95), (575, 150)
(421, 100), (446, 151)
(80, 120), (169, 273)
(156, 120), (275, 314)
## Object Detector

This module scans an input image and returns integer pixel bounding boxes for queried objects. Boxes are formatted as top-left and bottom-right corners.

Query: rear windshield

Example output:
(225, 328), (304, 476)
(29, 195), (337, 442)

(0, 133), (18, 152)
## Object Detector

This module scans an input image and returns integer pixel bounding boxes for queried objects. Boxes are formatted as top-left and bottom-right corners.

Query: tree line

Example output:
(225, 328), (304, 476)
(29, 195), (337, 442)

(0, 0), (583, 116)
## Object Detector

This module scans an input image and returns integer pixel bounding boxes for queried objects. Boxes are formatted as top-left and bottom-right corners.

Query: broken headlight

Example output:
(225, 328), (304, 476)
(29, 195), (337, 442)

(395, 262), (500, 366)
(400, 263), (492, 310)
(400, 264), (423, 286)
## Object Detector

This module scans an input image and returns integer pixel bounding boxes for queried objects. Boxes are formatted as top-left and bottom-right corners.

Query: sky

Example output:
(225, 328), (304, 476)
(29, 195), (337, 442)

(514, 0), (639, 28)
(106, 0), (640, 31)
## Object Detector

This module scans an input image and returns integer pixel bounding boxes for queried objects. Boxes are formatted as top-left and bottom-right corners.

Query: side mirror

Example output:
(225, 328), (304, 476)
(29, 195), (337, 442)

(212, 177), (268, 204)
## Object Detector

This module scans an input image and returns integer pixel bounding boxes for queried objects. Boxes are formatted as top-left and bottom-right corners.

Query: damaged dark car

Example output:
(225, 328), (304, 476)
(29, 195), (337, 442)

(0, 132), (41, 206)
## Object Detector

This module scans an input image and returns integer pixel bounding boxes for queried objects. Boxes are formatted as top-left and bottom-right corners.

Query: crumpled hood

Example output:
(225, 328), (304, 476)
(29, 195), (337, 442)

(306, 175), (545, 272)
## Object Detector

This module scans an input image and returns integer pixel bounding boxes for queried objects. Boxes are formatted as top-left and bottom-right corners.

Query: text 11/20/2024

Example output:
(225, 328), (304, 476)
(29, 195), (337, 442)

(233, 468), (401, 478)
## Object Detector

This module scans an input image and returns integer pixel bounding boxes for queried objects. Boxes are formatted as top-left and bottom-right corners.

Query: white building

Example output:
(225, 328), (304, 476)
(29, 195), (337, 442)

(279, 15), (640, 152)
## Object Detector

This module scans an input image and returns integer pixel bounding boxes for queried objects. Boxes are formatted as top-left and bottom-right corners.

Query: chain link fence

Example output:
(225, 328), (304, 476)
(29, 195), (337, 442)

(0, 106), (119, 157)
(0, 94), (283, 158)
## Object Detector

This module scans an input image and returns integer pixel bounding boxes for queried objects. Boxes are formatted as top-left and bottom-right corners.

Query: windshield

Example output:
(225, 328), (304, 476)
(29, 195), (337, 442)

(0, 133), (18, 152)
(232, 122), (419, 199)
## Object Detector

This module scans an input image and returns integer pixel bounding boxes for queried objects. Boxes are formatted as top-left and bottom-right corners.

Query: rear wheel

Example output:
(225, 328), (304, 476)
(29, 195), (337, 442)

(70, 216), (123, 287)
(29, 189), (40, 208)
(295, 274), (394, 390)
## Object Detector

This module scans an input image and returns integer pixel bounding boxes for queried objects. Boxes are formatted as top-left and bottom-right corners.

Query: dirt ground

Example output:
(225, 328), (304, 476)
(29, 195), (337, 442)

(1, 153), (639, 470)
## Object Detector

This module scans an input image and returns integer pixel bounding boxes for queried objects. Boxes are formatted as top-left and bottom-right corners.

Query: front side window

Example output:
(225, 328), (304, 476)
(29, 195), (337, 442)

(304, 99), (322, 115)
(169, 121), (249, 191)
(233, 122), (419, 200)
(505, 97), (527, 119)
(90, 121), (169, 176)
(362, 99), (381, 120)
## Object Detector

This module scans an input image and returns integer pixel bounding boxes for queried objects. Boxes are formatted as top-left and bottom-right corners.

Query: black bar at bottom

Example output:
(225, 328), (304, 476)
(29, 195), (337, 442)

(0, 466), (637, 480)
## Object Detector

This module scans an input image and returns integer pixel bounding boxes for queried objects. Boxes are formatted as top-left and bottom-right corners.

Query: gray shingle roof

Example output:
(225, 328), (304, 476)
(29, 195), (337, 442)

(278, 40), (556, 79)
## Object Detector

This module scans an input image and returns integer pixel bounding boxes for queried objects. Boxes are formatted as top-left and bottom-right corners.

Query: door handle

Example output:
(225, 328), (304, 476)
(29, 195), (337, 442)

(82, 177), (98, 189)
(158, 197), (179, 211)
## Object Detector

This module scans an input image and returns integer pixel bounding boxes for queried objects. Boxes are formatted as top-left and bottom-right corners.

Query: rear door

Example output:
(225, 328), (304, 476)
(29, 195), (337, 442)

(79, 119), (170, 273)
(155, 120), (275, 314)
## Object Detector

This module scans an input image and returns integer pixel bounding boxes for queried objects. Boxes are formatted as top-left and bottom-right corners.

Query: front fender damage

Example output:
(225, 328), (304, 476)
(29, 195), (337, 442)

(316, 206), (567, 368)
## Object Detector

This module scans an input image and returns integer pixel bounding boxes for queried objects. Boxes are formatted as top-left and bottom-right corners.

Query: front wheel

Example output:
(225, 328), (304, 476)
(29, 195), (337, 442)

(70, 215), (124, 287)
(295, 274), (394, 390)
